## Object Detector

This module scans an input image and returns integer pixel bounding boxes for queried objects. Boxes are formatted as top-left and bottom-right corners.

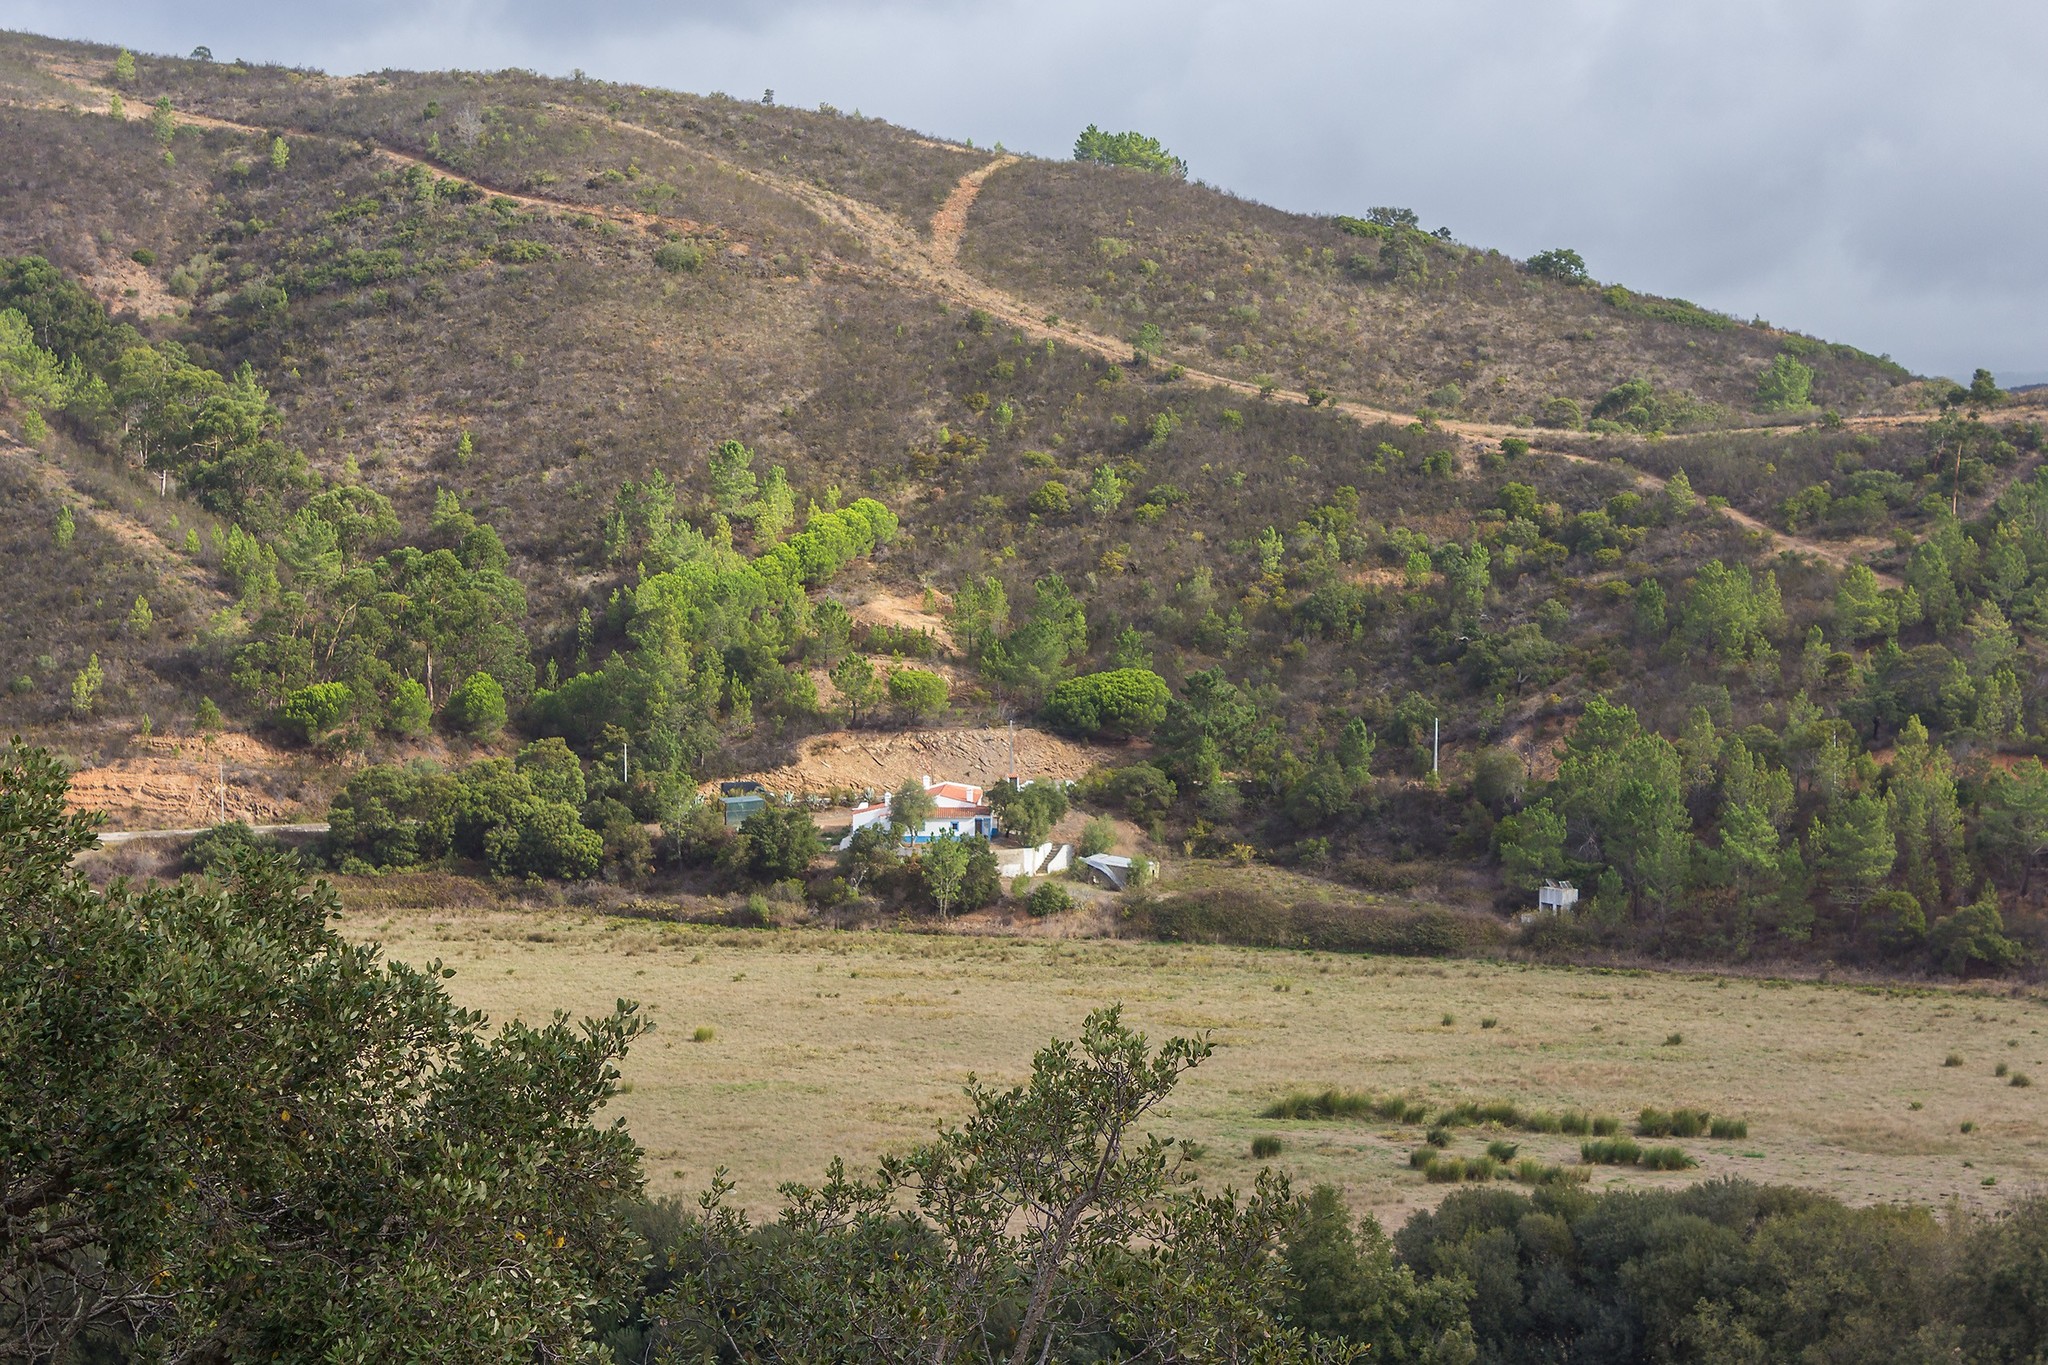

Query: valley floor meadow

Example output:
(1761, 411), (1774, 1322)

(347, 907), (2048, 1222)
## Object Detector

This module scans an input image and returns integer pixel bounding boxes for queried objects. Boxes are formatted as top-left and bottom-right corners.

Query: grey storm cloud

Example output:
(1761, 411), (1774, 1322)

(5, 0), (2043, 382)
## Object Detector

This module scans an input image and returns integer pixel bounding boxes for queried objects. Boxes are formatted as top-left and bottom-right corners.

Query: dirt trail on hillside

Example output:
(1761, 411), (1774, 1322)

(35, 64), (728, 246)
(13, 59), (2021, 586)
(1536, 445), (1901, 584)
(929, 154), (1018, 264)
(710, 726), (1132, 800)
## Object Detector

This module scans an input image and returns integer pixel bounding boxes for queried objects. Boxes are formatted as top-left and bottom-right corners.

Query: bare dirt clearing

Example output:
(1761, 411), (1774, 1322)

(708, 725), (1130, 799)
(66, 732), (304, 825)
(349, 910), (2048, 1224)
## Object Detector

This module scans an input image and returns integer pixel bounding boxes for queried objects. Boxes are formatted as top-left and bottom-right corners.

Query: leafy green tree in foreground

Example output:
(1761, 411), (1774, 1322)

(0, 743), (647, 1362)
(645, 1006), (1370, 1363)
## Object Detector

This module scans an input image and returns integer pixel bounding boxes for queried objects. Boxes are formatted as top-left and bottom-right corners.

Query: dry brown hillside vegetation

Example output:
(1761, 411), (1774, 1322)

(2, 30), (2046, 980)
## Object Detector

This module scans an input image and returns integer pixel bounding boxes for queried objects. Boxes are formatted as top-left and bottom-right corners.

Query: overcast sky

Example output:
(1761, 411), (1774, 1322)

(8, 0), (2044, 383)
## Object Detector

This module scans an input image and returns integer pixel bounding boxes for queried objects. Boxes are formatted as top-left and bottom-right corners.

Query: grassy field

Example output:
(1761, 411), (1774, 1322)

(343, 906), (2048, 1225)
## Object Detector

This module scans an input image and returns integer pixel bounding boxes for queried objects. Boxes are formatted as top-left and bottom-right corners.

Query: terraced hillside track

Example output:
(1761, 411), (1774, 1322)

(13, 59), (2037, 587)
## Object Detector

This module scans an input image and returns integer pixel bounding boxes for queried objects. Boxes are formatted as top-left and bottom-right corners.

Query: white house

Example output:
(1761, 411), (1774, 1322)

(841, 775), (997, 847)
(1537, 880), (1579, 913)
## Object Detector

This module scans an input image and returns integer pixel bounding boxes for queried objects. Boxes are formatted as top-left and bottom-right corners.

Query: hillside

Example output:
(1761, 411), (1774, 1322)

(3, 30), (2047, 978)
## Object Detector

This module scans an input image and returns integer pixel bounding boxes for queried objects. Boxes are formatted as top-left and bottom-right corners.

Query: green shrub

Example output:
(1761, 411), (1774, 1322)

(885, 667), (949, 719)
(1945, 1053), (1965, 1068)
(1499, 436), (1530, 458)
(1078, 816), (1118, 858)
(1536, 397), (1583, 430)
(1755, 352), (1816, 410)
(386, 678), (431, 738)
(1043, 668), (1170, 737)
(1592, 1115), (1620, 1136)
(280, 681), (352, 743)
(2013, 1073), (2033, 1088)
(443, 672), (507, 737)
(1425, 1126), (1451, 1149)
(1639, 1145), (1696, 1171)
(1559, 1111), (1591, 1136)
(1485, 1139), (1519, 1163)
(1028, 480), (1073, 516)
(1580, 1137), (1642, 1165)
(1636, 1107), (1711, 1138)
(1072, 125), (1187, 177)
(1409, 1149), (1436, 1170)
(1709, 1117), (1748, 1140)
(1263, 1089), (1375, 1120)
(990, 780), (1069, 847)
(185, 821), (282, 875)
(1250, 1135), (1285, 1159)
(1527, 247), (1588, 281)
(692, 1026), (715, 1043)
(653, 240), (704, 272)
(1026, 881), (1074, 917)
(484, 800), (602, 880)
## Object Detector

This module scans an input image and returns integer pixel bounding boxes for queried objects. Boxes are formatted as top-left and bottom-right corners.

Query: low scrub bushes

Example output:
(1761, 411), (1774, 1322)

(1582, 1138), (1697, 1170)
(1417, 1152), (1500, 1184)
(1580, 1137), (1642, 1165)
(1128, 890), (1495, 956)
(1636, 1106), (1749, 1139)
(1262, 1088), (1376, 1120)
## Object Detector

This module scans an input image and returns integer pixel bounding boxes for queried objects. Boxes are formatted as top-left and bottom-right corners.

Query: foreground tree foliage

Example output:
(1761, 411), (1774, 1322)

(0, 743), (647, 1362)
(637, 1007), (1438, 1364)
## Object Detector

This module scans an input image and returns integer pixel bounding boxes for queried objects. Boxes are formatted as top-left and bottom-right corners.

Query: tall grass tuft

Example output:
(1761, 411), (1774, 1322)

(1250, 1134), (1285, 1159)
(1581, 1137), (1643, 1165)
(1639, 1145), (1697, 1171)
(1262, 1088), (1375, 1120)
(1513, 1158), (1591, 1187)
(1559, 1110), (1592, 1136)
(1709, 1117), (1748, 1140)
(1426, 1126), (1452, 1148)
(1486, 1139), (1520, 1163)
(1944, 1053), (1965, 1068)
(1591, 1114), (1621, 1136)
(1637, 1107), (1712, 1138)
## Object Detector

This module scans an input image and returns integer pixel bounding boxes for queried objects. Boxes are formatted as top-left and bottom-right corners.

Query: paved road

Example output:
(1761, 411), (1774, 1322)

(94, 822), (329, 846)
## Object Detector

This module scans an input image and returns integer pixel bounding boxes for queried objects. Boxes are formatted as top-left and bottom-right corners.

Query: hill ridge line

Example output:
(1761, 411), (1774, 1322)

(11, 60), (1990, 584)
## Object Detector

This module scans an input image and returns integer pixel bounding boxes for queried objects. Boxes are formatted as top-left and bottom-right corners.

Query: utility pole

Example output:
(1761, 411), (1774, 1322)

(621, 735), (629, 785)
(1432, 718), (1440, 776)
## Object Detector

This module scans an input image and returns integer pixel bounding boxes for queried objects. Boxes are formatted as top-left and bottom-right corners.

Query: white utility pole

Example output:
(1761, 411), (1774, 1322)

(1432, 718), (1440, 775)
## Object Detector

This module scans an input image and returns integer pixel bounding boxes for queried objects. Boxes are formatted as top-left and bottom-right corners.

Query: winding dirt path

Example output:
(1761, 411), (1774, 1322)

(928, 154), (1017, 264)
(14, 60), (2024, 586)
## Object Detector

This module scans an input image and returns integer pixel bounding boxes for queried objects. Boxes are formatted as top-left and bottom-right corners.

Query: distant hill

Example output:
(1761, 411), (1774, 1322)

(2, 28), (2045, 975)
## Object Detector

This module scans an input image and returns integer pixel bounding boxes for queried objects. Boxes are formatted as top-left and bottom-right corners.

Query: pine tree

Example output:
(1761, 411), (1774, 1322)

(1886, 717), (1966, 911)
